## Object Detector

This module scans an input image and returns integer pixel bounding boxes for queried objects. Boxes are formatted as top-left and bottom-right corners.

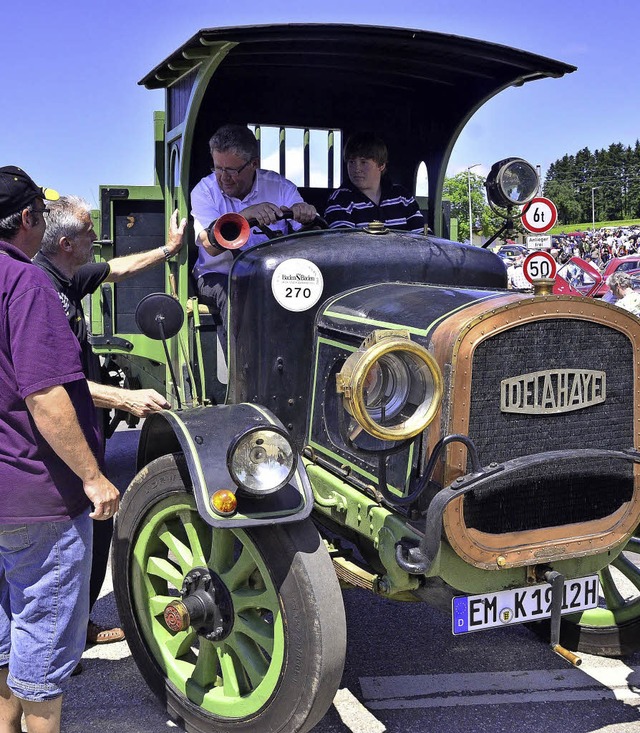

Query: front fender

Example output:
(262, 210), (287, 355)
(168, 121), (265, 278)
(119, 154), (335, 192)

(137, 404), (314, 528)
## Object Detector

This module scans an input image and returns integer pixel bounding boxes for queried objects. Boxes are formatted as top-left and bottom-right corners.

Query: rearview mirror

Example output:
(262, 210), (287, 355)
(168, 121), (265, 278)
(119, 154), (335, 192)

(135, 293), (184, 340)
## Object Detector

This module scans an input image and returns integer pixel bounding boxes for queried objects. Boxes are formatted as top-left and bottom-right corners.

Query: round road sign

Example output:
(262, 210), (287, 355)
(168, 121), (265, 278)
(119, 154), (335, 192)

(523, 250), (557, 284)
(522, 197), (558, 233)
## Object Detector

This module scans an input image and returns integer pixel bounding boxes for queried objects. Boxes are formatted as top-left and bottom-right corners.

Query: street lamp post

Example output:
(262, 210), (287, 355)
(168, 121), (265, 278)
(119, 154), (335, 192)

(467, 164), (481, 245)
(591, 186), (601, 234)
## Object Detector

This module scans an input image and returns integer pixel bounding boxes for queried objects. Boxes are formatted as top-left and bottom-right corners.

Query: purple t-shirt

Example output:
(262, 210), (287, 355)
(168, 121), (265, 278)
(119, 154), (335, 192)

(0, 241), (100, 523)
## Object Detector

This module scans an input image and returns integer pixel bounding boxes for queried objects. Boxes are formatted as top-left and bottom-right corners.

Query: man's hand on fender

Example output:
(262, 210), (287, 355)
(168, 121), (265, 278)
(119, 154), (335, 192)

(122, 388), (170, 418)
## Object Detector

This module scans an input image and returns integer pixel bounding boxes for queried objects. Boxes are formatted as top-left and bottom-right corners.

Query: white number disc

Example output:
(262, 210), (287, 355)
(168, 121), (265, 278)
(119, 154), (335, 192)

(271, 258), (324, 312)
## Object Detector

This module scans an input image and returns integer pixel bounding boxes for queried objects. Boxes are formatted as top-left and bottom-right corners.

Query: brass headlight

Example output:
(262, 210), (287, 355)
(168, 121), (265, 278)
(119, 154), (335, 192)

(336, 330), (443, 441)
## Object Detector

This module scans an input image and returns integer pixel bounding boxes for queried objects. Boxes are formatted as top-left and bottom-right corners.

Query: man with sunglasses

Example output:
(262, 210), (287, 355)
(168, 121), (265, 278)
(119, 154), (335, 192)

(191, 124), (317, 345)
(0, 166), (119, 733)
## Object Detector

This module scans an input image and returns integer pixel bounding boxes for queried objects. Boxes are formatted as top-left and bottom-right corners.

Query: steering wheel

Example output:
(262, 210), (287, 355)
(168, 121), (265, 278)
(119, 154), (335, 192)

(300, 214), (329, 231)
(250, 209), (328, 240)
(209, 209), (329, 250)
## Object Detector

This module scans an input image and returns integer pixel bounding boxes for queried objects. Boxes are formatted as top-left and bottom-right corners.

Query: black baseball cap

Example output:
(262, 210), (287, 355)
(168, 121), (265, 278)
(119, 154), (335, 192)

(0, 166), (59, 219)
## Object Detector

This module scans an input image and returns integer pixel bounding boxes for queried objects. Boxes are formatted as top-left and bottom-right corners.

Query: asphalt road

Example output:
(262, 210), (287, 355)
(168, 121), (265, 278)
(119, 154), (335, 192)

(62, 426), (640, 733)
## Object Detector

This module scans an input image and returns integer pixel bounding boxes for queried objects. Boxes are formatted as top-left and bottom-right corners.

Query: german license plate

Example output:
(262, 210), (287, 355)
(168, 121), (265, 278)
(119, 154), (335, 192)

(452, 574), (599, 635)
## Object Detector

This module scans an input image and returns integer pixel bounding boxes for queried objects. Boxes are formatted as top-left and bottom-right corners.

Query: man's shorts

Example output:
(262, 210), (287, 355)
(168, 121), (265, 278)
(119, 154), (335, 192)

(0, 510), (92, 701)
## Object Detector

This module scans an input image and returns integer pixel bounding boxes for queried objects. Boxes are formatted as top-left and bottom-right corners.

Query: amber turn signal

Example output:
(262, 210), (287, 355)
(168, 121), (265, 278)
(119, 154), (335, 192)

(210, 489), (238, 516)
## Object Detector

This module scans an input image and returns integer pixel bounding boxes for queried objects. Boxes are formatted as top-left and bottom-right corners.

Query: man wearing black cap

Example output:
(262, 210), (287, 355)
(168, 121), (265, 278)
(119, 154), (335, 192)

(0, 166), (119, 733)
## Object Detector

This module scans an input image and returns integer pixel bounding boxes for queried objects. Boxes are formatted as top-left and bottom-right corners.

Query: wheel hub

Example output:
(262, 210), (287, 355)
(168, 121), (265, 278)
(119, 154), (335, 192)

(164, 567), (234, 642)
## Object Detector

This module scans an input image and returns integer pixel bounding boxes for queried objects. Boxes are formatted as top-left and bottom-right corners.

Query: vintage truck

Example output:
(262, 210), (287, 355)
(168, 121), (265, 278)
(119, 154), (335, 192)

(88, 23), (640, 733)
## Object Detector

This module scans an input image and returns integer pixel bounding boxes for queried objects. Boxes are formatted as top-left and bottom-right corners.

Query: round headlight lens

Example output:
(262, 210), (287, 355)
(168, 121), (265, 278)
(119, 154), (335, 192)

(227, 427), (296, 495)
(337, 331), (443, 441)
(363, 353), (414, 423)
(485, 157), (539, 208)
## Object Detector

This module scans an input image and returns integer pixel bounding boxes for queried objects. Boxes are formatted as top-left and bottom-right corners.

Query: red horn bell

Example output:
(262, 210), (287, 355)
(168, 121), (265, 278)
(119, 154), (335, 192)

(209, 213), (251, 249)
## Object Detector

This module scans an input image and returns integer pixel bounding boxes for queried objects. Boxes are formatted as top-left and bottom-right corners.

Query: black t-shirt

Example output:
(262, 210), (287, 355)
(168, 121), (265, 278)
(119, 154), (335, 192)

(33, 252), (110, 383)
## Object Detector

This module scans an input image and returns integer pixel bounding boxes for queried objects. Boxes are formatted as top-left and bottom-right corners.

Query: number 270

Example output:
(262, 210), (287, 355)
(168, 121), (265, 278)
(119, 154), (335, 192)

(285, 287), (311, 298)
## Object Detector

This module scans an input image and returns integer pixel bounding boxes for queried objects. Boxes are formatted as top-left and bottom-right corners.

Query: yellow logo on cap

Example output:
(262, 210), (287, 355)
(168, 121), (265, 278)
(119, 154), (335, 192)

(42, 187), (60, 202)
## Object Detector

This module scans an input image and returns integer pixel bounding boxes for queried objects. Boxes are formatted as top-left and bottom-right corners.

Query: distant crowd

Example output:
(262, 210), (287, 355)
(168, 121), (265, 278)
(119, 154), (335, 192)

(551, 226), (640, 269)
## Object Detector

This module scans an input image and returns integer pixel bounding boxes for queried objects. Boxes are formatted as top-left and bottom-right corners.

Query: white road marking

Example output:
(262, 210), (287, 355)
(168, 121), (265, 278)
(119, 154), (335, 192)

(334, 687), (386, 732)
(360, 662), (640, 710)
(581, 657), (640, 702)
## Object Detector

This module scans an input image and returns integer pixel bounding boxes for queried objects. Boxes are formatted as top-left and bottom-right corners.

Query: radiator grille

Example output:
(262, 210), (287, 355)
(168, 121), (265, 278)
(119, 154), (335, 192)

(464, 319), (634, 532)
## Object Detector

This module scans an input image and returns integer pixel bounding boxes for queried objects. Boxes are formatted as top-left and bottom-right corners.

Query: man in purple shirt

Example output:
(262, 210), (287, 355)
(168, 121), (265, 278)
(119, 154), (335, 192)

(0, 166), (119, 733)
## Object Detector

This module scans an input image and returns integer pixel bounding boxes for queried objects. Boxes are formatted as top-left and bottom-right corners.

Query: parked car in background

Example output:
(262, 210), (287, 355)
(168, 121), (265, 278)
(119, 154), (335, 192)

(592, 255), (640, 297)
(554, 257), (602, 296)
(496, 243), (529, 265)
(554, 255), (640, 298)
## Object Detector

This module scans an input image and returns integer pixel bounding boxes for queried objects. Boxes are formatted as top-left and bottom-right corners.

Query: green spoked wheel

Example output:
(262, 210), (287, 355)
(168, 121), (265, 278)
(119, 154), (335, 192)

(113, 453), (346, 733)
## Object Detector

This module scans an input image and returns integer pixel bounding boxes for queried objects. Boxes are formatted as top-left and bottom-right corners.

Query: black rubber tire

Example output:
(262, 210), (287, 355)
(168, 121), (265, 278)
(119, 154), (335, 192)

(112, 453), (346, 733)
(530, 610), (640, 658)
(553, 618), (640, 657)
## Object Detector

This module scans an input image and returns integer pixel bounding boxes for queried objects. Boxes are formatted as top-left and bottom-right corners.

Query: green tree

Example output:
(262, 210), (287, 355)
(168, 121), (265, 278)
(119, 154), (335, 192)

(544, 141), (640, 225)
(442, 171), (500, 243)
(543, 155), (580, 224)
(629, 140), (640, 218)
(544, 178), (582, 224)
(575, 147), (593, 220)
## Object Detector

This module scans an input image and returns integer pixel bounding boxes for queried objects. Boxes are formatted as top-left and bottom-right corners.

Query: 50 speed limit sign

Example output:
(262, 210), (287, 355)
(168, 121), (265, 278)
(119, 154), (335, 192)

(522, 197), (558, 233)
(523, 251), (557, 284)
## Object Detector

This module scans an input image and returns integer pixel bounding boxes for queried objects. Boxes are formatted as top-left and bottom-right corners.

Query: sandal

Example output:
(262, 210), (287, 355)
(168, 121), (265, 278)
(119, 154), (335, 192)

(86, 620), (126, 644)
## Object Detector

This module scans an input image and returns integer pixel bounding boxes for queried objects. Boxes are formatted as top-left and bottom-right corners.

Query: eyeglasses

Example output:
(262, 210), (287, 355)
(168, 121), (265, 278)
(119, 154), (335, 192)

(211, 160), (252, 179)
(31, 206), (50, 215)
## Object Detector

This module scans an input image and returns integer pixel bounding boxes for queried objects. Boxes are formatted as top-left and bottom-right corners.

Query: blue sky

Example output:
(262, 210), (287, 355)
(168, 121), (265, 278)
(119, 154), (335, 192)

(1, 0), (637, 207)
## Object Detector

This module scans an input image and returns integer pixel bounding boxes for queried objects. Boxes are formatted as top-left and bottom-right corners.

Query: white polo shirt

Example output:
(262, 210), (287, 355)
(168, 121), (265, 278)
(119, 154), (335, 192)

(191, 169), (303, 279)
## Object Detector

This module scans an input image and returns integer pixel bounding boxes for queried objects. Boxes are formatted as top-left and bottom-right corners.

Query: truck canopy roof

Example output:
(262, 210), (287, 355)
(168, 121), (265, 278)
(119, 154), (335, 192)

(139, 24), (575, 234)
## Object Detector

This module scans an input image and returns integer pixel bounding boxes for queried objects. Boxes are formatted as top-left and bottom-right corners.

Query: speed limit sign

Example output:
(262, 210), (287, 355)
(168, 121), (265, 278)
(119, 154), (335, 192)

(522, 197), (558, 233)
(523, 251), (557, 284)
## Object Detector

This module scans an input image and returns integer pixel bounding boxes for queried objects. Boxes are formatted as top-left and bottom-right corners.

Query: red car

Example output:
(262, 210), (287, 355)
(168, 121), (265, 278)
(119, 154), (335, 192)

(552, 254), (640, 298)
(553, 257), (602, 296)
(592, 255), (640, 297)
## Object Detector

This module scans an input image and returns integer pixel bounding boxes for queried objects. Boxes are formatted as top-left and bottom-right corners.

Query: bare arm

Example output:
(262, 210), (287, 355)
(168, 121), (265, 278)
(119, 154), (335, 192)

(105, 209), (187, 283)
(25, 385), (120, 519)
(198, 227), (225, 256)
(88, 381), (169, 418)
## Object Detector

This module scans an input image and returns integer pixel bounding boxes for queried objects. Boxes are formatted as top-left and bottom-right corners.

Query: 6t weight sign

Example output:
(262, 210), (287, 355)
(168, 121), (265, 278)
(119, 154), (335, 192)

(522, 197), (558, 233)
(523, 251), (557, 284)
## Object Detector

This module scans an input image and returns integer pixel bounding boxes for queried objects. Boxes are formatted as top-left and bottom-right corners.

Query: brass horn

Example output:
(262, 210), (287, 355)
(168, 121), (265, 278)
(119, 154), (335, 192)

(207, 212), (251, 250)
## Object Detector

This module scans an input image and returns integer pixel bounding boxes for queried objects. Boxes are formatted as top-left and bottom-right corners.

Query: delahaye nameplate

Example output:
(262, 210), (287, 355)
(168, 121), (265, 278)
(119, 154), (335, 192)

(500, 369), (606, 415)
